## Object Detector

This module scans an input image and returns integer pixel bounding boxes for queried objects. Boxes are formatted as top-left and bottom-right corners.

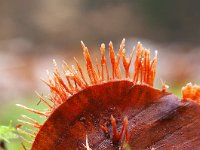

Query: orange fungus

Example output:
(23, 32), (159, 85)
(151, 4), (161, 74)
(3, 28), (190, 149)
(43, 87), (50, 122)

(17, 39), (200, 150)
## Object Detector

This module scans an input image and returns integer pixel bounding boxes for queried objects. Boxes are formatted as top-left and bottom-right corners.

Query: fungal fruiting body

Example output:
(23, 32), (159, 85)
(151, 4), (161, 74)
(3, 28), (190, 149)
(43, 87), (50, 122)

(17, 39), (200, 150)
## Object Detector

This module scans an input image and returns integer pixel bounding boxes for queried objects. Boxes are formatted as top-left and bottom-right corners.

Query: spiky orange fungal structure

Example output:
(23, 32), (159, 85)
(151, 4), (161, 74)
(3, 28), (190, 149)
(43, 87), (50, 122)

(17, 39), (200, 150)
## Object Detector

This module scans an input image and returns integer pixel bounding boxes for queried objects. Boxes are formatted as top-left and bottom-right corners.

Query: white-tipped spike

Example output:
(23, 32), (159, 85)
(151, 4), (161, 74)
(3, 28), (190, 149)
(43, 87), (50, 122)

(101, 43), (105, 49)
(35, 91), (53, 108)
(160, 79), (169, 92)
(109, 41), (113, 46)
(155, 50), (158, 57)
(21, 115), (41, 127)
(17, 119), (40, 128)
(81, 41), (86, 49)
(86, 135), (90, 150)
(83, 135), (91, 150)
(17, 128), (36, 138)
(53, 59), (57, 66)
(16, 104), (47, 117)
(121, 38), (125, 48)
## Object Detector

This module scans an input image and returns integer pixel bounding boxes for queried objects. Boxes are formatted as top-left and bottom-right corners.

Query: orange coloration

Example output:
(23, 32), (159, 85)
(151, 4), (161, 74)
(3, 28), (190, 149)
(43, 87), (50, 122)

(110, 115), (129, 145)
(182, 83), (200, 103)
(16, 39), (200, 150)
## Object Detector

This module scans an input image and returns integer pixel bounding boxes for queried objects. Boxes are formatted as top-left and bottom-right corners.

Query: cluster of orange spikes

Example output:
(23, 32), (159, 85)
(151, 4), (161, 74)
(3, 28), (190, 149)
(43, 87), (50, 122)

(16, 39), (158, 147)
(88, 115), (129, 150)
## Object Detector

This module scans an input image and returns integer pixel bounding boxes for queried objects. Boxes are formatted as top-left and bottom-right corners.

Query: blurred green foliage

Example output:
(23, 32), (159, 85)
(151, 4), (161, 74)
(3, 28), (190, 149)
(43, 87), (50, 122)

(0, 97), (46, 150)
(0, 121), (18, 142)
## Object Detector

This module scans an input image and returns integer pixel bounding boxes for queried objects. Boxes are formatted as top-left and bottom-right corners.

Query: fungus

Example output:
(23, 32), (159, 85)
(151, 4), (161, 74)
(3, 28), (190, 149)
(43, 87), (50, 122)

(17, 39), (200, 149)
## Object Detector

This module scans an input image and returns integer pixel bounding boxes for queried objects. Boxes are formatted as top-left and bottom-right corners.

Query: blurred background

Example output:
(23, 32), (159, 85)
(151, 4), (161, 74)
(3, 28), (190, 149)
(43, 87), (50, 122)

(0, 0), (200, 149)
